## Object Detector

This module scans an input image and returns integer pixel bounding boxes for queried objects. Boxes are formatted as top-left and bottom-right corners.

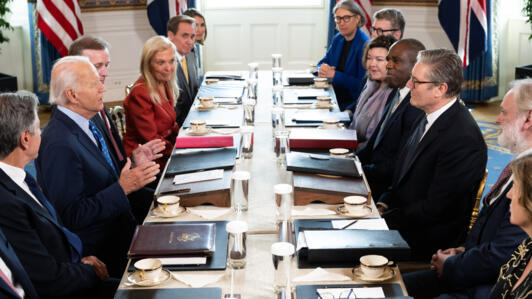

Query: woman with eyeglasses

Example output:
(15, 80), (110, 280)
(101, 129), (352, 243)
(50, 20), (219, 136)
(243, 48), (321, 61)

(348, 35), (396, 147)
(489, 153), (532, 298)
(316, 0), (369, 111)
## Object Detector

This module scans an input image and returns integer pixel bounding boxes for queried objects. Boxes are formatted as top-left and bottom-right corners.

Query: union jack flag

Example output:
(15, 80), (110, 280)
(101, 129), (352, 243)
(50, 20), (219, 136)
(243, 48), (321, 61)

(147, 0), (188, 35)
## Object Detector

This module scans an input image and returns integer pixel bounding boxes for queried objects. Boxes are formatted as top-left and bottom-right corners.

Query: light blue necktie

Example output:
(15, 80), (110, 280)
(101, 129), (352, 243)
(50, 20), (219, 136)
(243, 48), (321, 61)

(89, 120), (117, 175)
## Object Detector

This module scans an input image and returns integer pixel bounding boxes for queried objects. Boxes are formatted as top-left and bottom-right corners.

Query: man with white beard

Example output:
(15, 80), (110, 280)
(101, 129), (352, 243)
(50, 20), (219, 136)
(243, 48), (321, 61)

(404, 78), (532, 298)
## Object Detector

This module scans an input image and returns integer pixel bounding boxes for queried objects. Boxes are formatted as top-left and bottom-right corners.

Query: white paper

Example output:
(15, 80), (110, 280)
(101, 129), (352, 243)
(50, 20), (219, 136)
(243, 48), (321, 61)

(317, 287), (385, 298)
(158, 257), (207, 265)
(331, 219), (389, 230)
(187, 206), (232, 219)
(172, 272), (226, 288)
(292, 206), (337, 216)
(293, 267), (351, 282)
(173, 169), (224, 185)
(212, 97), (239, 104)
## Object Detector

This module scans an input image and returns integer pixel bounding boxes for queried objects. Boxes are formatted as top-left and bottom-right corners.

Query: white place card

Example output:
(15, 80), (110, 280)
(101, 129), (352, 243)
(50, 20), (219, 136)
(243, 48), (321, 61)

(158, 257), (207, 265)
(173, 169), (224, 185)
(317, 287), (385, 298)
(331, 219), (389, 230)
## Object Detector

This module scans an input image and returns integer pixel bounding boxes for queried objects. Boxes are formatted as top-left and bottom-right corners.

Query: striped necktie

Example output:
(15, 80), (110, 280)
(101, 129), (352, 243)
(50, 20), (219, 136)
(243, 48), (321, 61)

(89, 120), (117, 175)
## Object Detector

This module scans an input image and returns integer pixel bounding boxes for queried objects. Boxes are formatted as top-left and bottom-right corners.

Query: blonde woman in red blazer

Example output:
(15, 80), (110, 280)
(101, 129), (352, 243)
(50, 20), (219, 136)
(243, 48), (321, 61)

(123, 36), (180, 168)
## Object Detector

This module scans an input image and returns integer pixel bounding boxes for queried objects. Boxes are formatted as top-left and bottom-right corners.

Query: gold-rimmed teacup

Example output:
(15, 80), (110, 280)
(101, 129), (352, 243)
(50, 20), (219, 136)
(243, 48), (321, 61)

(156, 195), (180, 215)
(359, 255), (388, 278)
(134, 258), (163, 281)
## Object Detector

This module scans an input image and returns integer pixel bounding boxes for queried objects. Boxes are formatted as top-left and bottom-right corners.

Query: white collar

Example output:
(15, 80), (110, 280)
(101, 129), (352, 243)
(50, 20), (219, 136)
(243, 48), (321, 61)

(422, 98), (457, 137)
(0, 161), (26, 187)
(398, 87), (410, 101)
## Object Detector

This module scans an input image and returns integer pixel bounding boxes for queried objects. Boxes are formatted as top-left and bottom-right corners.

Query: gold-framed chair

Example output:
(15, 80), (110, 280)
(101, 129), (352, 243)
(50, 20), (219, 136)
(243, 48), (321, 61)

(469, 169), (489, 231)
(125, 83), (134, 96)
(109, 106), (126, 138)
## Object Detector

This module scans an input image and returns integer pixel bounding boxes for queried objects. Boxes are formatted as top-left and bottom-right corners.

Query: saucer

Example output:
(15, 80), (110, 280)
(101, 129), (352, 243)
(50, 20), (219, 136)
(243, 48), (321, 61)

(312, 103), (334, 109)
(336, 204), (372, 218)
(353, 266), (395, 282)
(196, 104), (219, 111)
(151, 206), (186, 218)
(127, 269), (171, 287)
(312, 83), (331, 89)
(185, 128), (210, 136)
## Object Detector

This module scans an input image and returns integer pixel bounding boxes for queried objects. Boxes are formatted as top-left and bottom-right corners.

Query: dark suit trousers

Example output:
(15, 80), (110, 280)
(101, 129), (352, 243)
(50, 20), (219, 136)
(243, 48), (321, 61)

(403, 270), (492, 299)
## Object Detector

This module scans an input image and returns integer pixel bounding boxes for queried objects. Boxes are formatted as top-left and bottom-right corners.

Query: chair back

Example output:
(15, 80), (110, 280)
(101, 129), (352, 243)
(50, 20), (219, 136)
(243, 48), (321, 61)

(109, 106), (126, 137)
(469, 169), (488, 231)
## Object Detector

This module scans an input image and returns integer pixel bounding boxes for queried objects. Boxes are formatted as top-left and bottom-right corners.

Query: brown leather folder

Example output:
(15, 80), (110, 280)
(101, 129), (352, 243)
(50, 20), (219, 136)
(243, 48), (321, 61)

(157, 169), (231, 207)
(293, 172), (369, 205)
(128, 223), (216, 258)
(289, 128), (357, 149)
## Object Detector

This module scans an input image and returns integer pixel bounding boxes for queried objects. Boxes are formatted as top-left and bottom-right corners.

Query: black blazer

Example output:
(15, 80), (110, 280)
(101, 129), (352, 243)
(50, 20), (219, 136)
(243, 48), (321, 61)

(380, 101), (487, 260)
(0, 228), (38, 299)
(175, 54), (200, 126)
(0, 169), (99, 298)
(441, 181), (527, 295)
(357, 90), (423, 199)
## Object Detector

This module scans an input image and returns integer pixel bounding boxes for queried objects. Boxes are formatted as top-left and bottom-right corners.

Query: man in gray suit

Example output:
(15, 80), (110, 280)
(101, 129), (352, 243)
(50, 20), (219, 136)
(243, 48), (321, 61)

(167, 15), (200, 126)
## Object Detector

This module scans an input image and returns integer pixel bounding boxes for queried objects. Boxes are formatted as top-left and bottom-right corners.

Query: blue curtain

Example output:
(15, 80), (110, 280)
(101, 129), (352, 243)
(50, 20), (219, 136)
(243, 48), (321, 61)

(187, 0), (196, 8)
(28, 2), (60, 105)
(461, 1), (498, 103)
(326, 0), (337, 48)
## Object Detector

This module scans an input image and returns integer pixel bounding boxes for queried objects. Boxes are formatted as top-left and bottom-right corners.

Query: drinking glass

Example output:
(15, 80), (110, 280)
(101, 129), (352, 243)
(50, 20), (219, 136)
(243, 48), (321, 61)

(271, 107), (285, 135)
(271, 242), (295, 294)
(275, 130), (290, 166)
(231, 171), (250, 213)
(272, 67), (283, 87)
(242, 99), (256, 124)
(274, 184), (293, 223)
(226, 221), (248, 269)
(240, 125), (254, 159)
(272, 53), (282, 68)
(272, 85), (284, 106)
(248, 62), (259, 80)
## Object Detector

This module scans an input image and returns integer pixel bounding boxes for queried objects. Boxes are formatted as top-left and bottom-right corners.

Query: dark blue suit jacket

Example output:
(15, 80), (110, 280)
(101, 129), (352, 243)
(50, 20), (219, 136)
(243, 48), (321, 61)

(0, 169), (98, 298)
(316, 30), (369, 110)
(0, 229), (38, 299)
(380, 101), (487, 260)
(36, 109), (135, 275)
(357, 91), (423, 199)
(176, 54), (200, 126)
(441, 182), (527, 295)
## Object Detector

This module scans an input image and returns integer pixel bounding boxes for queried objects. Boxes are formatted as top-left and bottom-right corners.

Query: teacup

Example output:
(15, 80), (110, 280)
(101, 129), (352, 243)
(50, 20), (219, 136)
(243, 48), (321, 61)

(134, 258), (163, 281)
(322, 118), (340, 129)
(343, 195), (367, 214)
(359, 255), (388, 278)
(156, 195), (180, 215)
(314, 77), (328, 88)
(205, 78), (219, 85)
(316, 96), (332, 108)
(330, 148), (349, 158)
(190, 120), (207, 133)
(199, 97), (215, 108)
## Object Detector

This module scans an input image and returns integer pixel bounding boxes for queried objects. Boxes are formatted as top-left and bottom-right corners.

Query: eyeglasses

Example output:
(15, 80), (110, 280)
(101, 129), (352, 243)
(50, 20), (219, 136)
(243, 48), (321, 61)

(410, 76), (440, 89)
(334, 15), (356, 23)
(370, 26), (399, 36)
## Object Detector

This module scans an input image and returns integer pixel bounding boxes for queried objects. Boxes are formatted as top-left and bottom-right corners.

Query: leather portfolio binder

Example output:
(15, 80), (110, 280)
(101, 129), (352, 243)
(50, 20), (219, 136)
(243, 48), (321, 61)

(157, 169), (232, 207)
(128, 221), (228, 272)
(296, 284), (406, 298)
(165, 148), (237, 176)
(175, 135), (234, 148)
(302, 229), (410, 264)
(128, 223), (216, 258)
(289, 128), (357, 149)
(293, 172), (368, 205)
(114, 288), (223, 299)
(286, 152), (361, 178)
(287, 73), (315, 85)
(285, 110), (351, 127)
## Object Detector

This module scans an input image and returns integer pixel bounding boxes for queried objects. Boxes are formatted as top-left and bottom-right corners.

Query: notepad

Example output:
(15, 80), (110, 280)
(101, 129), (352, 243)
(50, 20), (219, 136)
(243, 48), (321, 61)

(173, 169), (225, 185)
(317, 287), (385, 298)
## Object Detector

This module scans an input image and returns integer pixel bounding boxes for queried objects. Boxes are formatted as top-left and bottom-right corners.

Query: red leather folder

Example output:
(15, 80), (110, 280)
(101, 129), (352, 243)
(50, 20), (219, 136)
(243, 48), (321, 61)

(175, 136), (234, 148)
(289, 129), (357, 149)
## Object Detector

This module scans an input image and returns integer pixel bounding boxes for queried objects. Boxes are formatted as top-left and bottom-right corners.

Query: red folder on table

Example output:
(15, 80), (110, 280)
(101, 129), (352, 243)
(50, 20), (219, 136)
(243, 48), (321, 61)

(289, 129), (357, 149)
(175, 136), (234, 148)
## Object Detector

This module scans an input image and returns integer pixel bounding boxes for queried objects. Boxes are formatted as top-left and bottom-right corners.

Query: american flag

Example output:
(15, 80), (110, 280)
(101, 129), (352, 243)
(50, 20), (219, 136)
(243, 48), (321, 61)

(147, 0), (188, 36)
(354, 0), (373, 33)
(37, 0), (84, 57)
(438, 0), (489, 67)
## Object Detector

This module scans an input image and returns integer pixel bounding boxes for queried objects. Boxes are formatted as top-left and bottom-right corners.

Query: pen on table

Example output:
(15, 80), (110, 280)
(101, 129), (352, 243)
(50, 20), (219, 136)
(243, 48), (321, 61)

(341, 220), (358, 229)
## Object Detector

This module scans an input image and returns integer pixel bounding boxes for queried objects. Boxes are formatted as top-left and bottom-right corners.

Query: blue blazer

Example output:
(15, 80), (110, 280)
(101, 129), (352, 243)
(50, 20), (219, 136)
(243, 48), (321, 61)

(36, 109), (135, 275)
(441, 182), (527, 296)
(317, 30), (369, 110)
(0, 169), (98, 298)
(0, 229), (38, 299)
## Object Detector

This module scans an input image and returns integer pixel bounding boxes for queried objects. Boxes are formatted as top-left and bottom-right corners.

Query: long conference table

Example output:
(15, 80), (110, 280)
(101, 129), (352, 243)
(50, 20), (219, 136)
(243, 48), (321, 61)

(116, 71), (409, 298)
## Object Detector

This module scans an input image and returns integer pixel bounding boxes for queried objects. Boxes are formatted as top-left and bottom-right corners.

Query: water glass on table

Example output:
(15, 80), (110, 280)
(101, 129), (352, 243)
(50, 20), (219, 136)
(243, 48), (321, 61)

(242, 99), (256, 124)
(226, 220), (248, 269)
(272, 67), (283, 87)
(248, 62), (259, 80)
(274, 184), (293, 223)
(231, 171), (250, 213)
(240, 125), (254, 159)
(272, 53), (282, 68)
(271, 242), (295, 294)
(272, 85), (284, 106)
(275, 130), (290, 166)
(271, 107), (285, 135)
(247, 78), (258, 99)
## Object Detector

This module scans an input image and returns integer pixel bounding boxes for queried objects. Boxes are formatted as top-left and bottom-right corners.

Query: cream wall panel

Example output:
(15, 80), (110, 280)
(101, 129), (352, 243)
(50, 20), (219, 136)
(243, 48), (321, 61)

(211, 24), (244, 67)
(81, 10), (156, 102)
(499, 18), (532, 97)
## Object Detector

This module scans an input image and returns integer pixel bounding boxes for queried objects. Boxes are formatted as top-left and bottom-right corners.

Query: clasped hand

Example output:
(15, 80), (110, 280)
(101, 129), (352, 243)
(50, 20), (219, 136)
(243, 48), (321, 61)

(318, 63), (336, 78)
(430, 247), (465, 277)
